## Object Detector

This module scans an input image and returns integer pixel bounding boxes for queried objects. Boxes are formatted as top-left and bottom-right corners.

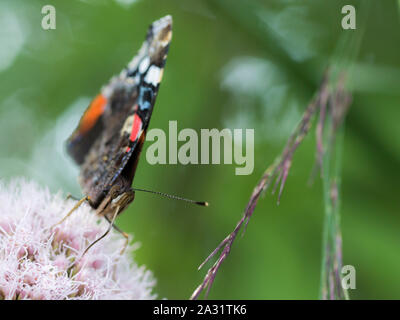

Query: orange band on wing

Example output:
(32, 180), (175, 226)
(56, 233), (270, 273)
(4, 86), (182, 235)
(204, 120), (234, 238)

(79, 94), (107, 134)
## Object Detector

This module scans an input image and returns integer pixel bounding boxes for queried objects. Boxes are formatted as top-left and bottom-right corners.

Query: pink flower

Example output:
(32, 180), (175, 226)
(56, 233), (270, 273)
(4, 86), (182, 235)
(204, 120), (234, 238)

(0, 179), (156, 300)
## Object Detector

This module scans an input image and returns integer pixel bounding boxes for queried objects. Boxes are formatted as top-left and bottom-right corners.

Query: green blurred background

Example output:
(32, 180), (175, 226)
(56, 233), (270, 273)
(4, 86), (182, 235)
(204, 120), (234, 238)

(0, 0), (399, 299)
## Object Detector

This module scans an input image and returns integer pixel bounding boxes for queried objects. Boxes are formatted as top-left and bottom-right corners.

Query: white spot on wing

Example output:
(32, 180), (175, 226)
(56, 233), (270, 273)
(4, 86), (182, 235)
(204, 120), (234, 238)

(121, 114), (134, 136)
(139, 57), (150, 74)
(144, 65), (161, 87)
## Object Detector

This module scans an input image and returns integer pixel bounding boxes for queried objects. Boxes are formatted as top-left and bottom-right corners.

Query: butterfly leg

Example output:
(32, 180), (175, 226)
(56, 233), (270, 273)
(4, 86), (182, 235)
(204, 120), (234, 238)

(81, 205), (120, 257)
(51, 196), (90, 229)
(104, 215), (130, 255)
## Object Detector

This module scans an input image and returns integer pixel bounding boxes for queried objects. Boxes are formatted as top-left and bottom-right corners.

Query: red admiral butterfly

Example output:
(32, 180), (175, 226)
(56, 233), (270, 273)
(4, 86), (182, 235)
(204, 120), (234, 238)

(59, 16), (206, 254)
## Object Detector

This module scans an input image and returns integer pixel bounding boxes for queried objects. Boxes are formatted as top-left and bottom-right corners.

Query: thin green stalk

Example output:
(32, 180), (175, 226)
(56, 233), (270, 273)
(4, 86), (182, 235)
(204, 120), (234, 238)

(319, 112), (348, 299)
(319, 0), (371, 300)
(333, 126), (349, 300)
(320, 116), (348, 299)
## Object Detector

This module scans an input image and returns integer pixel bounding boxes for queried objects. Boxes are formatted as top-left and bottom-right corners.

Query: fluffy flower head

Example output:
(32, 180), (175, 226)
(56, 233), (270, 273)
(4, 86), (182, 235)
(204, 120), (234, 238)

(0, 179), (156, 300)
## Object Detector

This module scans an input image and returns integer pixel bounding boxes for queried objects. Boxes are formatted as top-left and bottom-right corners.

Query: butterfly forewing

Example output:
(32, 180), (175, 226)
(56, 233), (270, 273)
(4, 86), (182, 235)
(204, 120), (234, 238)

(66, 15), (172, 209)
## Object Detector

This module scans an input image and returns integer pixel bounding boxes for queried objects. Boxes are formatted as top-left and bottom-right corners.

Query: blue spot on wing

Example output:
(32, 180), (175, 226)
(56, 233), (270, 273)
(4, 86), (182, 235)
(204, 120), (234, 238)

(138, 86), (154, 111)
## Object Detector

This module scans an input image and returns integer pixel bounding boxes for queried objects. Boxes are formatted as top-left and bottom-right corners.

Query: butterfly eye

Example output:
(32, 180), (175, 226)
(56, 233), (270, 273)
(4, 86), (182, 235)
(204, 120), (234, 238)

(108, 185), (120, 198)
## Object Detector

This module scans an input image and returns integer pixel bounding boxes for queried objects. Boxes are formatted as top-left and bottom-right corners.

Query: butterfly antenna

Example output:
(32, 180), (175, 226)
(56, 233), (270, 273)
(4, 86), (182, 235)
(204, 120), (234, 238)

(132, 188), (209, 207)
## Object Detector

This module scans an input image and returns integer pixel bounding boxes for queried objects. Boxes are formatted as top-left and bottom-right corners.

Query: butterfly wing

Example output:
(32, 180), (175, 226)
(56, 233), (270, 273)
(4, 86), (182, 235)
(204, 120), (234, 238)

(66, 15), (172, 208)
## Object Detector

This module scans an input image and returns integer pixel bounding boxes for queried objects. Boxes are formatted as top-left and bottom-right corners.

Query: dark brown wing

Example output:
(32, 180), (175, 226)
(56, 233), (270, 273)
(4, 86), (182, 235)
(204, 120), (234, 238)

(66, 15), (172, 208)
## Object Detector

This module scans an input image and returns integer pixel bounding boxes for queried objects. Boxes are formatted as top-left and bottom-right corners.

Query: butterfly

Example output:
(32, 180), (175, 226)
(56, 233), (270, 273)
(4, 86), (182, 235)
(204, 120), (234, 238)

(61, 16), (172, 250)
(60, 16), (206, 254)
